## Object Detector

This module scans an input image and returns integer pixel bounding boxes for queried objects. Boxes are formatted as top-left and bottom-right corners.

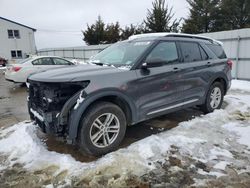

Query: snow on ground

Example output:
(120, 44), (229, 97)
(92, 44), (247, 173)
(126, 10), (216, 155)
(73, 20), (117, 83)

(231, 79), (250, 92)
(0, 79), (250, 187)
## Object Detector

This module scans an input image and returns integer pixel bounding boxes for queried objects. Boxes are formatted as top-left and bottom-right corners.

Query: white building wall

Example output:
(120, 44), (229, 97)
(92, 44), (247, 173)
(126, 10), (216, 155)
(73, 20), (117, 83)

(0, 18), (36, 62)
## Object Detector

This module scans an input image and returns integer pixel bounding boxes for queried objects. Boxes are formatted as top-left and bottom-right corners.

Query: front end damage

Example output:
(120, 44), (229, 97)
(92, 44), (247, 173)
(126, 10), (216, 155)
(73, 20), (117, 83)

(27, 80), (88, 137)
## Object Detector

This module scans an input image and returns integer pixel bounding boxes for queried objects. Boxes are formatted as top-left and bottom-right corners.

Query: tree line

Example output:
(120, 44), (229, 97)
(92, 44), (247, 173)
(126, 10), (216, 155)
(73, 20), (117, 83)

(83, 0), (250, 45)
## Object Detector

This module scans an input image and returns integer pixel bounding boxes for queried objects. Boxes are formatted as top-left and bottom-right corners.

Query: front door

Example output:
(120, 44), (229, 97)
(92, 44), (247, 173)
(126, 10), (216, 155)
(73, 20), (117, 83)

(135, 41), (184, 120)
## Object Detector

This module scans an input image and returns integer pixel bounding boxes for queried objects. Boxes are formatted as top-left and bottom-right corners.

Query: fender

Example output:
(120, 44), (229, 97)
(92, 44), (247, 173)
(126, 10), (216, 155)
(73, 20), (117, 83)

(67, 89), (138, 141)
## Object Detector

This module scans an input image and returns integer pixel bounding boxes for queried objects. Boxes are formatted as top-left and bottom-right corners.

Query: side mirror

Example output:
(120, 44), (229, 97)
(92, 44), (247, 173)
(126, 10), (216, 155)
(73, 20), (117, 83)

(141, 59), (164, 69)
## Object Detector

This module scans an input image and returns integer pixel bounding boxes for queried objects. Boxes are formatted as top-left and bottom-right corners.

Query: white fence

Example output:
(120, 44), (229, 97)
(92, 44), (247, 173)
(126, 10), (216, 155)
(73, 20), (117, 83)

(37, 44), (110, 62)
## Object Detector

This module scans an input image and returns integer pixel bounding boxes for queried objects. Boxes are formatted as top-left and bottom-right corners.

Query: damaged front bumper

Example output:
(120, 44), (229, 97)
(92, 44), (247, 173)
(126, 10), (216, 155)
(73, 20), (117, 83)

(28, 103), (63, 135)
(27, 80), (88, 137)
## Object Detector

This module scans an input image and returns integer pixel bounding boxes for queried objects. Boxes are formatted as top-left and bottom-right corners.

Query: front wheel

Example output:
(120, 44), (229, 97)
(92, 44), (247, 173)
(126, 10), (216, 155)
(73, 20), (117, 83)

(200, 82), (224, 114)
(78, 102), (127, 156)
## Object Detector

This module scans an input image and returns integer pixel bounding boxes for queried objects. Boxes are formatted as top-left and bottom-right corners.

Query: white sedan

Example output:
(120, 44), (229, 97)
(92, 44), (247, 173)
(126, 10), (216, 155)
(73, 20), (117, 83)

(5, 56), (75, 83)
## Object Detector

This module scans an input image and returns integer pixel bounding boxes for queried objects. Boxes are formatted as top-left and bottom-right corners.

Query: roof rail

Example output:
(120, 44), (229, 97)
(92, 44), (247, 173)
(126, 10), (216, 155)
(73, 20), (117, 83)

(128, 32), (222, 45)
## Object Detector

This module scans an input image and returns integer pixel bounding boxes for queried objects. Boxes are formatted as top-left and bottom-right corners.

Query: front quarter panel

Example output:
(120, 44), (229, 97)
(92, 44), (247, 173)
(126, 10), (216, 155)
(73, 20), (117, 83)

(66, 70), (139, 140)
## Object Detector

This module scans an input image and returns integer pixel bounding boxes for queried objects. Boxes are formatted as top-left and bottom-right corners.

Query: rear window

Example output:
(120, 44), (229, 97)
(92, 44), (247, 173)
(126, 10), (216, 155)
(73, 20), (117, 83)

(206, 44), (227, 59)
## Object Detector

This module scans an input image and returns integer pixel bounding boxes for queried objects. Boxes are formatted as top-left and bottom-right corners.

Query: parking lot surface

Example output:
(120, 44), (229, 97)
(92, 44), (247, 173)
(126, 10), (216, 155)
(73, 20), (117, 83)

(1, 69), (250, 187)
(0, 69), (202, 162)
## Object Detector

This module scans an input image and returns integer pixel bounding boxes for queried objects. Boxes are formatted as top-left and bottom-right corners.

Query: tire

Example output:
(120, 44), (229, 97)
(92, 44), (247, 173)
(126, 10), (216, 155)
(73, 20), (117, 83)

(77, 102), (127, 156)
(200, 82), (224, 114)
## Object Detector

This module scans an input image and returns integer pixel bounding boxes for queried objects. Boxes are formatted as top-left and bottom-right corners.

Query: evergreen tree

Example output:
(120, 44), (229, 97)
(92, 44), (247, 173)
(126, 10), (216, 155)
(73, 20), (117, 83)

(120, 24), (145, 40)
(144, 0), (178, 32)
(105, 22), (121, 43)
(182, 0), (220, 34)
(83, 16), (106, 45)
(219, 0), (250, 30)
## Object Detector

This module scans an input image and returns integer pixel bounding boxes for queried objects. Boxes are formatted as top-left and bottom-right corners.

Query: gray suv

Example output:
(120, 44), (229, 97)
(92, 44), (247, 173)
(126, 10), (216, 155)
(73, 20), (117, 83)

(28, 33), (232, 156)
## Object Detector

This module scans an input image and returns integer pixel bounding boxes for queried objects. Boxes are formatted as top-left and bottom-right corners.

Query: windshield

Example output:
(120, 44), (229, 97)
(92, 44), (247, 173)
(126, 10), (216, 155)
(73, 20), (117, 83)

(90, 41), (152, 68)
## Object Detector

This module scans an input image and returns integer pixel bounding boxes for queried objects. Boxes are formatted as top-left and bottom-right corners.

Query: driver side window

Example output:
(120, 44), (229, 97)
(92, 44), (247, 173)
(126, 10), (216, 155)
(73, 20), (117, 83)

(146, 42), (179, 65)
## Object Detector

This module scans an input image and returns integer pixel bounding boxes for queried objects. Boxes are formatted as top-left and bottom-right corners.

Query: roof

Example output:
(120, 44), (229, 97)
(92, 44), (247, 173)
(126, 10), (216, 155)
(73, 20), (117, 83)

(0, 17), (36, 31)
(129, 32), (222, 45)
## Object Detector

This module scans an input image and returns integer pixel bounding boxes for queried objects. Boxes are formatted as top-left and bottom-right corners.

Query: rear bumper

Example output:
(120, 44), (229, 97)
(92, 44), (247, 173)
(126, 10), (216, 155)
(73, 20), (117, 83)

(5, 71), (25, 83)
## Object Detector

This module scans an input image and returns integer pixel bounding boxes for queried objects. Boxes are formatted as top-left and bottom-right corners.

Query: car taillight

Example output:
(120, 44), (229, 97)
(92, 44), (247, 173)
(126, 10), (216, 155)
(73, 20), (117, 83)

(227, 60), (233, 70)
(12, 66), (22, 72)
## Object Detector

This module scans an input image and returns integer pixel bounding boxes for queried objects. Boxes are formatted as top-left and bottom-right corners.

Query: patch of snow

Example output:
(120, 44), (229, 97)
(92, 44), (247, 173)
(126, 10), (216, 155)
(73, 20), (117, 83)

(213, 161), (230, 170)
(223, 122), (250, 149)
(231, 79), (250, 92)
(71, 59), (87, 65)
(117, 65), (131, 70)
(74, 90), (85, 110)
(209, 147), (233, 160)
(197, 169), (225, 178)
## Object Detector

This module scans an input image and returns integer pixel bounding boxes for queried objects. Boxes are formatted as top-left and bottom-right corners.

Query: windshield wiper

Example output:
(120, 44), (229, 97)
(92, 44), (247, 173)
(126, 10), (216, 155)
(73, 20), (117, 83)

(92, 62), (104, 66)
(91, 62), (116, 68)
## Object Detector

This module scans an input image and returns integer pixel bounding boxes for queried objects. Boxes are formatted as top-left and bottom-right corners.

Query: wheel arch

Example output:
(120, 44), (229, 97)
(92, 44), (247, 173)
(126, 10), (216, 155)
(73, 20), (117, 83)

(209, 74), (228, 95)
(67, 90), (137, 141)
(201, 73), (228, 105)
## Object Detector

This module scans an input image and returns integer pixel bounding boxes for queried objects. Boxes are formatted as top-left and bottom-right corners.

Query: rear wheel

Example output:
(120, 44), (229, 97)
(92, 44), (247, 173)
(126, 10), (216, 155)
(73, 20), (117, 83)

(201, 82), (224, 114)
(78, 102), (126, 156)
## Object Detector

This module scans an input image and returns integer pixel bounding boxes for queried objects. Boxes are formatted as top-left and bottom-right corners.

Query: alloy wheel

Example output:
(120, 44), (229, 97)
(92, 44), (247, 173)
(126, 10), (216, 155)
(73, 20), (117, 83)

(89, 113), (120, 148)
(210, 87), (222, 109)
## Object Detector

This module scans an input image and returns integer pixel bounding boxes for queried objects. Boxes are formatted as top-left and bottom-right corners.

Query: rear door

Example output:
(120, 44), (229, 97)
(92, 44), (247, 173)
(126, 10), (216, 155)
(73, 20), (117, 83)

(135, 41), (184, 120)
(177, 41), (213, 105)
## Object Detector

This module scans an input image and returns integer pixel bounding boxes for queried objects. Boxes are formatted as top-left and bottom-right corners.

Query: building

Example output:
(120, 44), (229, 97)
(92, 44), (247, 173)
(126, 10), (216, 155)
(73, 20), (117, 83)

(0, 17), (36, 62)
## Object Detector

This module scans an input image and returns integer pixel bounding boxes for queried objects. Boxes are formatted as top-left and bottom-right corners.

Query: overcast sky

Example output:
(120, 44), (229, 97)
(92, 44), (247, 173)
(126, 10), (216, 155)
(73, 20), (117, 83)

(0, 0), (189, 49)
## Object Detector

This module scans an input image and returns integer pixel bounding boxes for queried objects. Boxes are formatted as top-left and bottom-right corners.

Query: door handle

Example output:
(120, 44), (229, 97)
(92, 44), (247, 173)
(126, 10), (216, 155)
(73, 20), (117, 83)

(173, 67), (181, 72)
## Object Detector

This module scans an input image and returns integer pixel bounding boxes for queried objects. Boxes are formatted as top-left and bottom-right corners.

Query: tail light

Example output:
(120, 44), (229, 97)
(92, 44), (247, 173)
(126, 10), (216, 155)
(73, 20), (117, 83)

(227, 60), (233, 70)
(12, 66), (22, 72)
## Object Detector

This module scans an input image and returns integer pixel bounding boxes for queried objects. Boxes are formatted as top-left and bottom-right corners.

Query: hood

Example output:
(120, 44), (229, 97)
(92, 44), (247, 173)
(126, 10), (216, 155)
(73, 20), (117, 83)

(29, 64), (127, 82)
